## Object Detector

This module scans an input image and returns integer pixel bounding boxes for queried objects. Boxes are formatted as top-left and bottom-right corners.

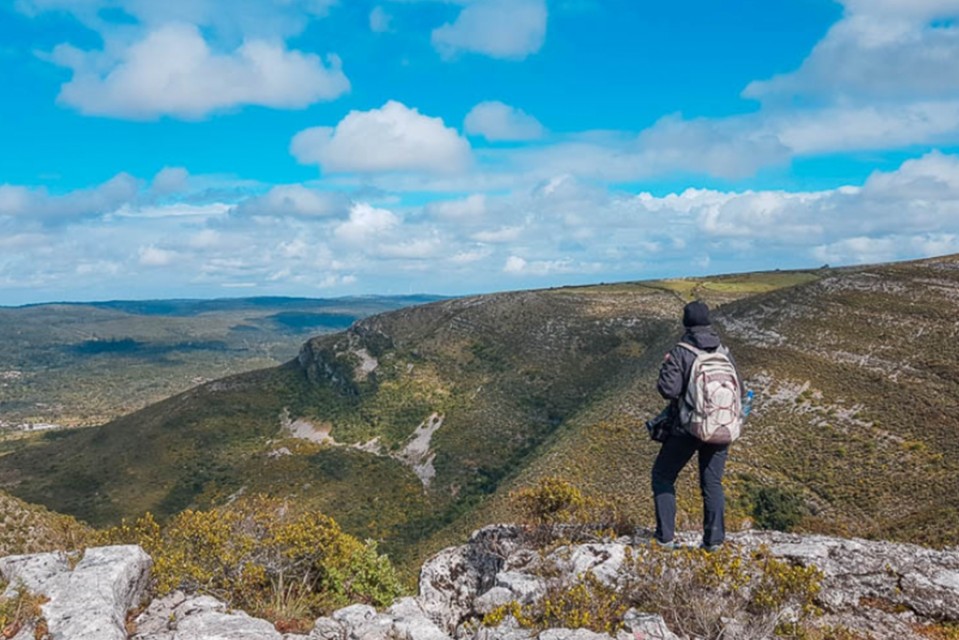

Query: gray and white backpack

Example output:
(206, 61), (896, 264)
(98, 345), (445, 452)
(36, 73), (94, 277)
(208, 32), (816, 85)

(678, 342), (743, 444)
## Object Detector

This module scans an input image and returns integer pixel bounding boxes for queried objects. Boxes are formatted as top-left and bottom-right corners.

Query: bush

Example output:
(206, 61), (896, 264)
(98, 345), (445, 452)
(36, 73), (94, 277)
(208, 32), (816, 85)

(511, 477), (635, 543)
(482, 543), (822, 639)
(753, 486), (807, 532)
(98, 495), (404, 628)
(483, 572), (629, 636)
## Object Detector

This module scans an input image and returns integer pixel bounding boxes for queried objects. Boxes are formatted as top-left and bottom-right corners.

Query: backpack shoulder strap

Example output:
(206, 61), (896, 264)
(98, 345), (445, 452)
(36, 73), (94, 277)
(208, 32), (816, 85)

(677, 342), (704, 356)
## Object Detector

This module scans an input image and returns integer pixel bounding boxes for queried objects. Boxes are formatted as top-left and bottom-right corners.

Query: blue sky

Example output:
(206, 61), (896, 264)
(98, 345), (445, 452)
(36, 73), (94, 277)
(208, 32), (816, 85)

(2, 0), (959, 304)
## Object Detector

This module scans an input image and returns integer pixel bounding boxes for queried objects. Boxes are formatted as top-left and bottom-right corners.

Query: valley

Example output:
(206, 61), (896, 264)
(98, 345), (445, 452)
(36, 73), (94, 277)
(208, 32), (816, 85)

(1, 258), (956, 576)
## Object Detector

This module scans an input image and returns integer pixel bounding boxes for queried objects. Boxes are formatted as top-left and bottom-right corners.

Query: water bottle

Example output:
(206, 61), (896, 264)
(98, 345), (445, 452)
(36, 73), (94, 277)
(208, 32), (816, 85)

(742, 390), (754, 417)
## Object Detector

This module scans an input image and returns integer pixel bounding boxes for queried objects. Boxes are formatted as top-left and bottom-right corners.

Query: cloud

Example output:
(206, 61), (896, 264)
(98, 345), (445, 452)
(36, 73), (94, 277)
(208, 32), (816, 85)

(744, 1), (959, 104)
(138, 245), (177, 266)
(0, 173), (140, 224)
(370, 6), (392, 32)
(291, 100), (472, 174)
(425, 194), (487, 220)
(465, 101), (545, 141)
(8, 152), (959, 303)
(234, 185), (349, 218)
(152, 167), (189, 195)
(334, 202), (401, 244)
(431, 0), (547, 60)
(17, 0), (339, 43)
(812, 234), (959, 265)
(48, 23), (350, 120)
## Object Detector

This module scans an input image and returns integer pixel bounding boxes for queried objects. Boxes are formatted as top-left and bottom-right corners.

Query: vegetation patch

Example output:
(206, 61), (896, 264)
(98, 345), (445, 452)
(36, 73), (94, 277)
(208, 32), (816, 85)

(97, 495), (404, 629)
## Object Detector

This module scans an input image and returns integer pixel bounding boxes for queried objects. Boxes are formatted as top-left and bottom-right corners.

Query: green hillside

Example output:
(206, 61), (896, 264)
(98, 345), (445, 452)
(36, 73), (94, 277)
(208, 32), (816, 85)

(0, 295), (435, 428)
(2, 259), (956, 572)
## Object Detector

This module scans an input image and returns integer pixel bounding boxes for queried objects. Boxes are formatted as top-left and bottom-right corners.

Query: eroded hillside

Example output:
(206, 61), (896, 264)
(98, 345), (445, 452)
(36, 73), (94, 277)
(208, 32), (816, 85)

(4, 261), (956, 569)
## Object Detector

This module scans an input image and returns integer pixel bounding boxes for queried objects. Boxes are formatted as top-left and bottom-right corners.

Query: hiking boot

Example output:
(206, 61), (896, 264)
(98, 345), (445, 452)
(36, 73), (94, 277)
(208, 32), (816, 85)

(651, 539), (682, 551)
(700, 542), (723, 553)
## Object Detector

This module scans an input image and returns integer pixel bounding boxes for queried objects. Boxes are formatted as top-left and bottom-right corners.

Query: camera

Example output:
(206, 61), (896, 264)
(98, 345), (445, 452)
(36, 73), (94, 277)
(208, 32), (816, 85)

(646, 405), (673, 443)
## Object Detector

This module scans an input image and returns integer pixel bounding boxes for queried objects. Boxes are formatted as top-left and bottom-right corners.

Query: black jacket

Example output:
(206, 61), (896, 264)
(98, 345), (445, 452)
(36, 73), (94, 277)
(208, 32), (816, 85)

(657, 325), (738, 401)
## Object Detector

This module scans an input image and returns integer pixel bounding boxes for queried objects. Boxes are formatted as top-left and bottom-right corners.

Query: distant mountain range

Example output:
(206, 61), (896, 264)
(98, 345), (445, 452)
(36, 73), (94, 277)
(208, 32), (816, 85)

(1, 259), (956, 572)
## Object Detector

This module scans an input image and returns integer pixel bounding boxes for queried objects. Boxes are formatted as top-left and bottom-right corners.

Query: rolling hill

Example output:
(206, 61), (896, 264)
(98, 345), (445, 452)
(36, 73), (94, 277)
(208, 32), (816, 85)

(1, 257), (956, 572)
(0, 295), (437, 429)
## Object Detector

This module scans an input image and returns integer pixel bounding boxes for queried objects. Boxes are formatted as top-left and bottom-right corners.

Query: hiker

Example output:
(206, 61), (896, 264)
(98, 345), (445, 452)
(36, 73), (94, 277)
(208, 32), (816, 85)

(651, 300), (741, 551)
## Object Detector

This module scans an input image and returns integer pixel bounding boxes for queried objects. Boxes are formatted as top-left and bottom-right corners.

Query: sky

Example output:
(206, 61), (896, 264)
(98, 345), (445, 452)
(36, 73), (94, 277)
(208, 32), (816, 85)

(2, 0), (959, 304)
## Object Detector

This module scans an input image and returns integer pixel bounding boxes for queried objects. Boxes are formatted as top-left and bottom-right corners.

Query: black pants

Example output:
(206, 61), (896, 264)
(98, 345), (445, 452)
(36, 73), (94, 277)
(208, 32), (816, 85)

(651, 433), (729, 546)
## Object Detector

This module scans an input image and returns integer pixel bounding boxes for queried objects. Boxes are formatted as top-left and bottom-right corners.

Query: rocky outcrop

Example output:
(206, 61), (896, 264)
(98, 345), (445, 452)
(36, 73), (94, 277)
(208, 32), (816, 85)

(2, 529), (958, 640)
(0, 545), (151, 640)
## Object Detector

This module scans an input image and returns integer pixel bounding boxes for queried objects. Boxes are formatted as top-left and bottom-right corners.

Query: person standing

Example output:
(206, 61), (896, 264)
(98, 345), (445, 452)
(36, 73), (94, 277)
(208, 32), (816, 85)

(652, 300), (740, 550)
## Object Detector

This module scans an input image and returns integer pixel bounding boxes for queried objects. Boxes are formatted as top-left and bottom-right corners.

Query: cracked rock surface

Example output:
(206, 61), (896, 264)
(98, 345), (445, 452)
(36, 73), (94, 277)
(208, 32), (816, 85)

(2, 527), (958, 640)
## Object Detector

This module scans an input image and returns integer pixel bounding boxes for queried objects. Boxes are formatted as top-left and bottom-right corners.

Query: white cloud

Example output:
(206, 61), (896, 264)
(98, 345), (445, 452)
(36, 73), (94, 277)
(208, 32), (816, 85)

(503, 255), (527, 273)
(138, 245), (177, 266)
(465, 101), (545, 141)
(376, 238), (443, 259)
(151, 167), (189, 195)
(431, 0), (547, 60)
(811, 234), (959, 265)
(291, 100), (472, 174)
(18, 0), (339, 43)
(0, 173), (140, 224)
(334, 202), (400, 244)
(49, 23), (350, 120)
(472, 226), (523, 243)
(772, 100), (959, 154)
(425, 194), (487, 220)
(113, 202), (230, 219)
(745, 1), (959, 103)
(234, 185), (348, 218)
(9, 152), (959, 303)
(370, 6), (392, 32)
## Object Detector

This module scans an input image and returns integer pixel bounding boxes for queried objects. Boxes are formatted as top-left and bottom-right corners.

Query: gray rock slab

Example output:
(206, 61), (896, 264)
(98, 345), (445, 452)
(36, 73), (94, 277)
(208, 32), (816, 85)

(1, 545), (152, 640)
(388, 597), (452, 640)
(538, 629), (613, 640)
(308, 616), (344, 640)
(617, 610), (680, 640)
(174, 610), (284, 640)
(0, 551), (70, 597)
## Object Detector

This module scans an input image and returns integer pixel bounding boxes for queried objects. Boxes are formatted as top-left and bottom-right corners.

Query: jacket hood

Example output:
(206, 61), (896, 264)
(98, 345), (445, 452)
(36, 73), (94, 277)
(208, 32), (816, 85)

(682, 325), (721, 350)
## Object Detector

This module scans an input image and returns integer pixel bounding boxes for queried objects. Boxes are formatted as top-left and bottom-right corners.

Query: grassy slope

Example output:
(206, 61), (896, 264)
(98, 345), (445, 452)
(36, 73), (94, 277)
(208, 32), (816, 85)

(409, 257), (959, 566)
(0, 490), (91, 557)
(6, 261), (957, 574)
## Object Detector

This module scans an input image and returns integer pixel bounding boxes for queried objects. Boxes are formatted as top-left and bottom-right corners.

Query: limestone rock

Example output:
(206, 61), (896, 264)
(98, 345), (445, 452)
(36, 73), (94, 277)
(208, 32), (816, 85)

(0, 545), (151, 640)
(0, 551), (70, 598)
(538, 629), (613, 640)
(136, 593), (281, 640)
(419, 525), (524, 631)
(616, 610), (680, 640)
(307, 617), (344, 640)
(387, 597), (452, 640)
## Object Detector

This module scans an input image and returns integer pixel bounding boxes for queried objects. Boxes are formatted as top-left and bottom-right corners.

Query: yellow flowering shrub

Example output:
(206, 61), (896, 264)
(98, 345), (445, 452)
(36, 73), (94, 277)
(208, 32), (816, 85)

(510, 477), (635, 543)
(483, 572), (629, 636)
(97, 495), (403, 627)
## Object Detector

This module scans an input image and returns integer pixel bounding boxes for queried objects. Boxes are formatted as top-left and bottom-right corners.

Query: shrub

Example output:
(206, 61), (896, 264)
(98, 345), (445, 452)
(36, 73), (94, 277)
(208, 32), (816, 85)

(0, 583), (48, 639)
(98, 495), (404, 628)
(624, 544), (821, 639)
(482, 543), (822, 640)
(483, 572), (629, 636)
(753, 486), (807, 532)
(510, 477), (636, 543)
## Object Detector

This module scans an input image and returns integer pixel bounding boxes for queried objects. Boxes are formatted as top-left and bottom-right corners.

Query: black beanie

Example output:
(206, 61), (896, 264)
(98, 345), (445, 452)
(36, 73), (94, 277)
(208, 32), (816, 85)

(683, 301), (710, 327)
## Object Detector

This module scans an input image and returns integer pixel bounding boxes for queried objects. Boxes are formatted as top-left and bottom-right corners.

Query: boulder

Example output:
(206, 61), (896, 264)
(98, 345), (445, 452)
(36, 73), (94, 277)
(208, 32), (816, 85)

(0, 545), (151, 640)
(135, 593), (282, 640)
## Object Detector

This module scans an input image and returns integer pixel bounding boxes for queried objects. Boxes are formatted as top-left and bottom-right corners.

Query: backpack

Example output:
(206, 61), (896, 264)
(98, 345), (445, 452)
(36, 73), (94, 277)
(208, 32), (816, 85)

(677, 342), (743, 444)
